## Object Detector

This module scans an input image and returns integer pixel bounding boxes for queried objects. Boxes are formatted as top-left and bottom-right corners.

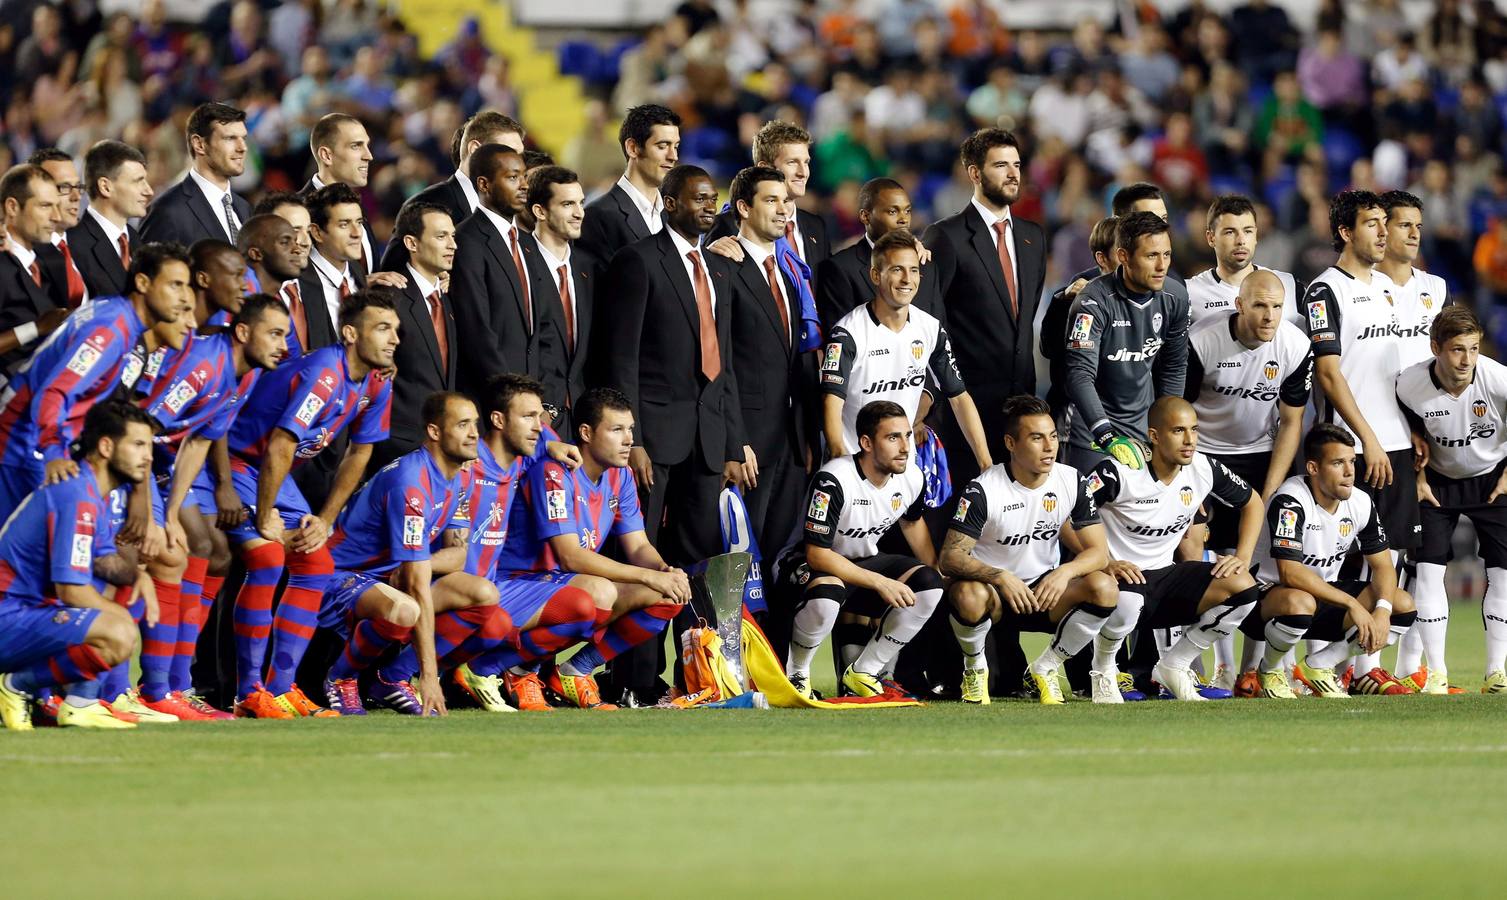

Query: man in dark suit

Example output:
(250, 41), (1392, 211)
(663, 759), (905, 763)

(923, 128), (1046, 467)
(301, 113), (378, 272)
(593, 164), (746, 704)
(29, 149), (88, 309)
(816, 177), (942, 330)
(293, 183), (370, 354)
(139, 102), (253, 246)
(706, 121), (830, 272)
(239, 213), (309, 358)
(723, 165), (812, 564)
(370, 201), (458, 471)
(577, 103), (680, 264)
(69, 141), (153, 299)
(527, 165), (596, 430)
(0, 164), (68, 374)
(378, 111), (526, 272)
(449, 143), (568, 413)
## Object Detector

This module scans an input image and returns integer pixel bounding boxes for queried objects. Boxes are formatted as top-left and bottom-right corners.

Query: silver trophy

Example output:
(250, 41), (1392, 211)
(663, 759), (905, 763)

(687, 551), (752, 692)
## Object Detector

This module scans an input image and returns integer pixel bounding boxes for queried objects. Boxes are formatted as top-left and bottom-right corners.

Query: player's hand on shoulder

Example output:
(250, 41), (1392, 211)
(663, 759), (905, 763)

(43, 458), (79, 485)
(1106, 559), (1145, 584)
(705, 235), (743, 262)
(38, 307), (71, 335)
(546, 440), (583, 469)
(368, 271), (408, 290)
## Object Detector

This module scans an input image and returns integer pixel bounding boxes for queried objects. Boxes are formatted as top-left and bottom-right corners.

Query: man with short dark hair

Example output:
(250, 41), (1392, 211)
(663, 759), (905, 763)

(815, 177), (941, 329)
(707, 120), (829, 269)
(294, 183), (369, 352)
(69, 140), (152, 299)
(238, 213), (307, 357)
(0, 164), (69, 374)
(28, 149), (88, 309)
(578, 104), (680, 263)
(1187, 194), (1302, 326)
(529, 165), (595, 424)
(304, 113), (377, 272)
(139, 102), (253, 245)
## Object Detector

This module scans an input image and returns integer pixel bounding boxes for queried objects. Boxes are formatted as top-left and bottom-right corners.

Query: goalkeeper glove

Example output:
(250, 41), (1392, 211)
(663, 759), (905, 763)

(1094, 425), (1147, 470)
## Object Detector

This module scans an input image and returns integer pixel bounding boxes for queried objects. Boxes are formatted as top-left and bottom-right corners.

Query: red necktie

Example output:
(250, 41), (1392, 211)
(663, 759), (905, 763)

(28, 261), (41, 288)
(687, 250), (720, 380)
(762, 255), (791, 346)
(56, 238), (85, 307)
(994, 219), (1018, 319)
(284, 281), (309, 349)
(117, 233), (131, 270)
(508, 227), (533, 332)
(556, 264), (575, 353)
(784, 218), (802, 262)
(338, 276), (352, 299)
(428, 290), (449, 374)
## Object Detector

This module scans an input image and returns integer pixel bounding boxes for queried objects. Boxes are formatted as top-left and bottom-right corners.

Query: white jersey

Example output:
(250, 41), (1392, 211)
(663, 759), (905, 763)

(1186, 314), (1313, 455)
(1303, 266), (1411, 452)
(1395, 356), (1507, 480)
(949, 462), (1099, 583)
(802, 454), (925, 560)
(1186, 265), (1303, 328)
(819, 303), (966, 451)
(1389, 267), (1448, 369)
(1083, 452), (1253, 569)
(1254, 475), (1387, 583)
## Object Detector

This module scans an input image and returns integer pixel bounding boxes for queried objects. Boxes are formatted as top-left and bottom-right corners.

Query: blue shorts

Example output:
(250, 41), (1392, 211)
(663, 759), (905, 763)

(109, 479), (166, 532)
(319, 570), (384, 637)
(0, 458), (43, 520)
(0, 600), (102, 670)
(224, 465), (313, 544)
(495, 570), (575, 625)
(153, 453), (217, 515)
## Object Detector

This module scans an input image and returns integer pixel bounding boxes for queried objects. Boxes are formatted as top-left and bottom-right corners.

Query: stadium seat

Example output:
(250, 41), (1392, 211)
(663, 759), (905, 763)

(556, 41), (602, 79)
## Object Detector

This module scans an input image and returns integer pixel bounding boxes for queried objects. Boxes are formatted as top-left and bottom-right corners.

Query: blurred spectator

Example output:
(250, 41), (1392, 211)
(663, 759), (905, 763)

(1297, 29), (1366, 114)
(561, 99), (624, 194)
(1454, 78), (1502, 152)
(1255, 71), (1324, 177)
(1373, 33), (1433, 92)
(268, 0), (318, 78)
(613, 25), (672, 114)
(1424, 0), (1476, 85)
(1118, 24), (1179, 104)
(1346, 0), (1409, 60)
(1474, 216), (1507, 308)
(675, 0), (720, 37)
(16, 3), (76, 85)
(1150, 112), (1208, 205)
(1229, 0), (1299, 83)
(216, 0), (281, 98)
(966, 64), (1029, 132)
(1192, 63), (1251, 175)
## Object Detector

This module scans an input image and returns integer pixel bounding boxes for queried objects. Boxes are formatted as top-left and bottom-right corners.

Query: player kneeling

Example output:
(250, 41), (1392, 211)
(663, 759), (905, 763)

(787, 400), (940, 698)
(0, 403), (159, 730)
(320, 393), (507, 716)
(1088, 397), (1266, 701)
(471, 388), (690, 710)
(1257, 424), (1417, 697)
(940, 396), (1118, 705)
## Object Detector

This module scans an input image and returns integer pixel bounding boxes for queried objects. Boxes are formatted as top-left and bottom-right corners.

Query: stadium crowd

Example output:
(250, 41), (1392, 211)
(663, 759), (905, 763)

(2, 0), (1507, 729)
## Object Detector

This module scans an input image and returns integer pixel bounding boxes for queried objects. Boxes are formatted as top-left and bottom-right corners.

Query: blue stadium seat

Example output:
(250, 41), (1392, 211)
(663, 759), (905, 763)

(1322, 127), (1363, 182)
(557, 41), (602, 79)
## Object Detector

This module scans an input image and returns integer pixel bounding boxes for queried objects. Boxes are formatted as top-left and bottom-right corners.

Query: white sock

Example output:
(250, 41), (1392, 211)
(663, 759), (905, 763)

(787, 593), (841, 678)
(853, 588), (943, 676)
(1403, 561), (1448, 674)
(949, 614), (990, 672)
(1032, 605), (1112, 674)
(1308, 630), (1361, 669)
(1092, 591), (1144, 672)
(1160, 591), (1259, 671)
(1240, 635), (1266, 672)
(1486, 568), (1507, 672)
(1213, 633), (1236, 671)
(1261, 616), (1310, 669)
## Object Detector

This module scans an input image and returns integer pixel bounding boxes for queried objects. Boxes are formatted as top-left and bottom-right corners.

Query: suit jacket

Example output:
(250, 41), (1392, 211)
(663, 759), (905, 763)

(290, 256), (369, 353)
(592, 229), (740, 471)
(448, 211), (568, 409)
(815, 236), (943, 332)
(369, 276), (458, 470)
(545, 245), (598, 430)
(726, 251), (809, 465)
(377, 174), (473, 273)
(923, 205), (1046, 428)
(578, 183), (655, 266)
(0, 251), (61, 374)
(34, 243), (71, 311)
(301, 178), (380, 272)
(708, 207), (830, 272)
(138, 176), (252, 246)
(67, 215), (135, 299)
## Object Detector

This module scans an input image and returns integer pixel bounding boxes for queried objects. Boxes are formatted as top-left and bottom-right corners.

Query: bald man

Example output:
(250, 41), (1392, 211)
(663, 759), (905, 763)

(239, 213), (309, 357)
(1183, 269), (1314, 688)
(1079, 397), (1266, 700)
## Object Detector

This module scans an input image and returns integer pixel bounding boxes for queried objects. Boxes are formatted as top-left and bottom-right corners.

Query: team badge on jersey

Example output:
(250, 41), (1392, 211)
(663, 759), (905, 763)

(1474, 400), (1488, 418)
(1308, 301), (1328, 330)
(808, 490), (830, 522)
(890, 492), (903, 514)
(546, 489), (569, 522)
(70, 534), (92, 569)
(1338, 517), (1354, 539)
(1070, 313), (1094, 341)
(1179, 485), (1194, 507)
(1086, 472), (1104, 494)
(1263, 360), (1279, 382)
(952, 497), (970, 522)
(1276, 508), (1298, 539)
(1042, 492), (1057, 513)
(910, 339), (925, 362)
(53, 609), (71, 625)
(120, 351), (145, 389)
(402, 515), (424, 549)
(1152, 312), (1164, 333)
(163, 379), (197, 416)
(66, 340), (104, 378)
(1421, 292), (1434, 309)
(822, 344), (842, 372)
(294, 393), (326, 428)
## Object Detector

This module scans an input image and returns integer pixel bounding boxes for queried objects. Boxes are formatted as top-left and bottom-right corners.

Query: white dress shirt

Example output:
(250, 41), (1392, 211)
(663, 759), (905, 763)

(406, 264), (439, 316)
(455, 168), (480, 215)
(311, 173), (374, 270)
(668, 227), (713, 321)
(309, 247), (356, 333)
(535, 239), (576, 339)
(618, 175), (664, 235)
(87, 206), (129, 261)
(737, 234), (792, 327)
(970, 197), (1018, 288)
(188, 167), (240, 241)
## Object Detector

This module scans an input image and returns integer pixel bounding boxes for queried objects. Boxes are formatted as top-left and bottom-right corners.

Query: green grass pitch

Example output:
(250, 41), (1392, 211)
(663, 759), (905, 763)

(3, 602), (1505, 899)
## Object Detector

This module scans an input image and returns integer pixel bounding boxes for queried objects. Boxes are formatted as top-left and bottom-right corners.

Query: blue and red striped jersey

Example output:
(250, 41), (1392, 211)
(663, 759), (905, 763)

(0, 464), (118, 605)
(0, 296), (147, 465)
(497, 458), (644, 573)
(327, 447), (465, 575)
(141, 330), (260, 454)
(457, 429), (560, 581)
(226, 344), (390, 473)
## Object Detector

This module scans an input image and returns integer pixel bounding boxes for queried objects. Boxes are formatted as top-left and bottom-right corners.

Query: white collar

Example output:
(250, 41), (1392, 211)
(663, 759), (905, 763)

(455, 168), (479, 212)
(309, 247), (350, 286)
(617, 174), (662, 217)
(406, 264), (438, 299)
(535, 238), (570, 272)
(87, 205), (128, 247)
(478, 204), (516, 242)
(667, 227), (700, 260)
(737, 234), (776, 268)
(970, 197), (1012, 230)
(8, 239), (37, 270)
(187, 166), (231, 206)
(311, 173), (328, 190)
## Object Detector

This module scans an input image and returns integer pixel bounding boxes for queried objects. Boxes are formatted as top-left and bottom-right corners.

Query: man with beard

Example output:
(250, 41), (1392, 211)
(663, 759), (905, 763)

(139, 103), (253, 246)
(1186, 194), (1302, 327)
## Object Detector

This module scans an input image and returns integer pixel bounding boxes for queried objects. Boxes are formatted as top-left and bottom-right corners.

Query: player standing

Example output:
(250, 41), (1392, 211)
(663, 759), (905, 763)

(222, 290), (396, 718)
(940, 396), (1120, 705)
(1186, 195), (1303, 327)
(1377, 190), (1448, 370)
(789, 400), (940, 698)
(1396, 307), (1507, 693)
